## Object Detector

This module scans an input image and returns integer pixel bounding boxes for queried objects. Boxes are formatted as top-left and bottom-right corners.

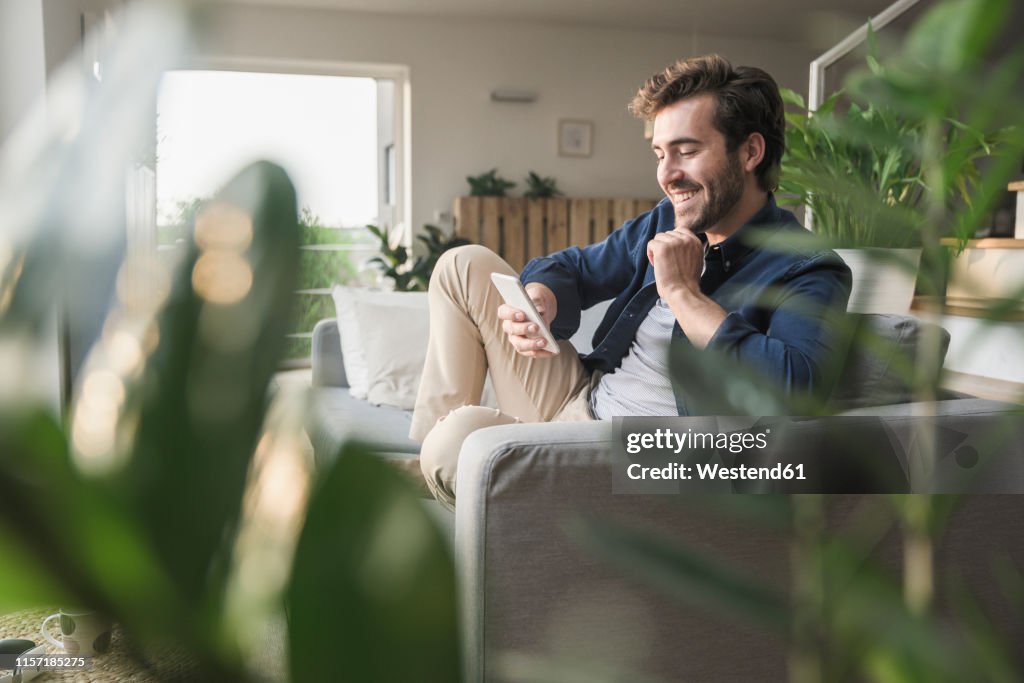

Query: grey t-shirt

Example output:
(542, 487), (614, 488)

(589, 297), (678, 419)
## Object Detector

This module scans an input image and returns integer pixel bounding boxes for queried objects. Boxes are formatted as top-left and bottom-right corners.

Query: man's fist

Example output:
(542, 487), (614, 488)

(646, 229), (703, 300)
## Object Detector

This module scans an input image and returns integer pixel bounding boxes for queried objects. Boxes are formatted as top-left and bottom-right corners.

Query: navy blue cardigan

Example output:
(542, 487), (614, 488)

(520, 196), (852, 413)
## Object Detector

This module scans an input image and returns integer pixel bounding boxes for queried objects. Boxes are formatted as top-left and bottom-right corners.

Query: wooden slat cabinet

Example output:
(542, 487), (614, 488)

(453, 196), (659, 265)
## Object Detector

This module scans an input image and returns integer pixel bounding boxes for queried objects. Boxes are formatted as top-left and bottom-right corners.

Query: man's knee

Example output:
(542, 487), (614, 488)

(419, 404), (520, 507)
(430, 244), (508, 290)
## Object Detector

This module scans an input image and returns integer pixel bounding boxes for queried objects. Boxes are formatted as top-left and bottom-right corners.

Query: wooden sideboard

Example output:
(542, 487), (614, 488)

(452, 196), (658, 270)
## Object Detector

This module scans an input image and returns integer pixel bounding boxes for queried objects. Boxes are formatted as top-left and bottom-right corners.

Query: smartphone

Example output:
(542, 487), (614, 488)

(490, 273), (560, 355)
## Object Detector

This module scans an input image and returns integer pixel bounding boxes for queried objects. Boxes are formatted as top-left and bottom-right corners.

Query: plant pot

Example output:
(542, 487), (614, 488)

(946, 240), (1024, 313)
(835, 248), (922, 314)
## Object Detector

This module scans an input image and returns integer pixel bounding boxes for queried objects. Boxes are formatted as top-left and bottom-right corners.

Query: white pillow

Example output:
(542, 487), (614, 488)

(331, 286), (428, 401)
(331, 285), (500, 410)
(351, 293), (429, 410)
(331, 285), (366, 398)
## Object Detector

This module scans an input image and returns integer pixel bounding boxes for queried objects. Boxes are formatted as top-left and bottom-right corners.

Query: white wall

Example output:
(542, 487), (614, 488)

(942, 315), (1024, 385)
(39, 0), (129, 76)
(0, 0), (47, 145)
(204, 5), (816, 237)
(0, 0), (62, 415)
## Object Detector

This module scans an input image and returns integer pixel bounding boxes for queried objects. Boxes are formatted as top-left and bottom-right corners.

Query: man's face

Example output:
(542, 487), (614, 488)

(652, 94), (746, 235)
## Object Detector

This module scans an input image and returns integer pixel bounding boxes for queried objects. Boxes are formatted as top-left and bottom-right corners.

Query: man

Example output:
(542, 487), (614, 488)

(409, 54), (852, 509)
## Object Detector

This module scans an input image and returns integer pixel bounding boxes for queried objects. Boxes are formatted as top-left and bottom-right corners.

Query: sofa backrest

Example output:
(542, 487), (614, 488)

(567, 300), (614, 354)
(311, 318), (347, 387)
(313, 309), (953, 410)
(832, 314), (951, 409)
(312, 301), (615, 388)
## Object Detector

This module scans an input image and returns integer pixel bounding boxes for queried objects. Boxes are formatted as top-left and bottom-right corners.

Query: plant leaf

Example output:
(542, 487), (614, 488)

(101, 162), (300, 610)
(903, 0), (1010, 73)
(288, 445), (459, 682)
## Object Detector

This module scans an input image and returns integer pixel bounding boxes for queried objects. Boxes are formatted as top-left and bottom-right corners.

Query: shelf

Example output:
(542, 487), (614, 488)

(911, 296), (1024, 321)
(943, 370), (1024, 403)
(939, 238), (1024, 249)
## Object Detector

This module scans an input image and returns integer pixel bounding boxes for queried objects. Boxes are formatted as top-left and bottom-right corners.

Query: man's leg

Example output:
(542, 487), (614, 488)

(419, 377), (600, 510)
(409, 245), (591, 507)
(418, 405), (520, 510)
(409, 245), (589, 438)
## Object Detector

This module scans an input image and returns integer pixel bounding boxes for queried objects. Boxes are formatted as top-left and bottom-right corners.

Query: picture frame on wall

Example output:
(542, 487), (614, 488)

(558, 119), (593, 158)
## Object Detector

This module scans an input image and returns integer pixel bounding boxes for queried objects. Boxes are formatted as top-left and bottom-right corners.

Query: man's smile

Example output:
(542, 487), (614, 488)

(670, 188), (700, 203)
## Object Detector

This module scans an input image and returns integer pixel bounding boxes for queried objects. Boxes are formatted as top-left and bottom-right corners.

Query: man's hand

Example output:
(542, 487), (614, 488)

(646, 229), (727, 348)
(497, 282), (558, 358)
(646, 228), (703, 300)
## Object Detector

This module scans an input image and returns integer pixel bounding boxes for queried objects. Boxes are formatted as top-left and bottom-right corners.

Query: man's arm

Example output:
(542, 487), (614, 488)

(647, 227), (851, 394)
(521, 204), (664, 339)
(705, 264), (851, 395)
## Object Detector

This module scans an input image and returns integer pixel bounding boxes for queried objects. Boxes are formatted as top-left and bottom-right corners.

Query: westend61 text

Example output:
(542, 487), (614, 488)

(627, 462), (806, 481)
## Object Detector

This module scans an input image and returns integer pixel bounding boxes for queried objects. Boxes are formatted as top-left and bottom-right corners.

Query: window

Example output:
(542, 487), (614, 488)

(155, 64), (407, 364)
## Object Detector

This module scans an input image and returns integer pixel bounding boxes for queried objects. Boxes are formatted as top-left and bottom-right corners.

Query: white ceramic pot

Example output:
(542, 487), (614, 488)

(946, 244), (1024, 312)
(835, 247), (922, 314)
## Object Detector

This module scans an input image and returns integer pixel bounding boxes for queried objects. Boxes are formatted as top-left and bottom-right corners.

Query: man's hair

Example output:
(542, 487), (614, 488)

(630, 54), (785, 192)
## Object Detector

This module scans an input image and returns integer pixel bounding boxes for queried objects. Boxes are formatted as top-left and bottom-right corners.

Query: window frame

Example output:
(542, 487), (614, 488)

(160, 57), (411, 369)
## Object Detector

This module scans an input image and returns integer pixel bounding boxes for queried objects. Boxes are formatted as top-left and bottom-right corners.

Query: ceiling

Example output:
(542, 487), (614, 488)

(216, 0), (901, 45)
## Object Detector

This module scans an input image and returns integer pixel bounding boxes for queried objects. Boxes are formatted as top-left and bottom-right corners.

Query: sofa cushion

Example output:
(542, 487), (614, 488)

(331, 286), (428, 400)
(569, 300), (613, 354)
(307, 387), (420, 465)
(831, 314), (951, 410)
(354, 294), (430, 410)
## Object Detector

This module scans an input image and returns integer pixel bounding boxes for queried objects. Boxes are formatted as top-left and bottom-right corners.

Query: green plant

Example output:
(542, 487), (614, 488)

(523, 171), (562, 199)
(779, 20), (1014, 251)
(0, 5), (460, 681)
(366, 223), (469, 291)
(162, 203), (371, 362)
(2, 163), (461, 682)
(569, 493), (1024, 683)
(556, 1), (1024, 682)
(780, 89), (927, 249)
(467, 168), (516, 197)
(291, 210), (375, 360)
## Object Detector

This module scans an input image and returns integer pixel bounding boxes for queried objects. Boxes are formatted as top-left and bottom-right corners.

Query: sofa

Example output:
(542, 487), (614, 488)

(308, 308), (1024, 681)
(307, 299), (614, 466)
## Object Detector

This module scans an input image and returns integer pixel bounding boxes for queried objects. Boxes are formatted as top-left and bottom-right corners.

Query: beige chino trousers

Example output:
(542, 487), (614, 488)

(409, 245), (596, 509)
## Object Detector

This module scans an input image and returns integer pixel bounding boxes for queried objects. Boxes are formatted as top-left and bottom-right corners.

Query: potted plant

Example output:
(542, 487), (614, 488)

(366, 223), (469, 291)
(779, 88), (926, 313)
(523, 171), (562, 199)
(466, 168), (516, 197)
(779, 28), (1011, 314)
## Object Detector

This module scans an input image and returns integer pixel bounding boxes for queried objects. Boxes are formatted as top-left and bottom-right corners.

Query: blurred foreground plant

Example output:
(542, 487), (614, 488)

(0, 3), (458, 681)
(555, 1), (1024, 682)
(779, 1), (1021, 254)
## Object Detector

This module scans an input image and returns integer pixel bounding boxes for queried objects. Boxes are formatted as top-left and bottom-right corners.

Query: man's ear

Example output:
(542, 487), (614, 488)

(742, 133), (766, 172)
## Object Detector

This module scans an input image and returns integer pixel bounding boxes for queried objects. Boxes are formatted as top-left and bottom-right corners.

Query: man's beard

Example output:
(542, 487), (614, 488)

(672, 154), (745, 234)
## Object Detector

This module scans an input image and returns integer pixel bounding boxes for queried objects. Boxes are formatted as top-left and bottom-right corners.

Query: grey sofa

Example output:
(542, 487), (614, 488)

(308, 314), (421, 460)
(308, 312), (1024, 681)
(307, 301), (612, 466)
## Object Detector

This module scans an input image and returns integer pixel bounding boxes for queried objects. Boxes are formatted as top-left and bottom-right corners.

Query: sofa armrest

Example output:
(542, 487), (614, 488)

(453, 406), (1024, 681)
(311, 318), (347, 388)
(454, 421), (791, 681)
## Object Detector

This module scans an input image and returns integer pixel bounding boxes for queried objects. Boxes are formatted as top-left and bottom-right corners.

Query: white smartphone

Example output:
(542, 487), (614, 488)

(490, 273), (560, 355)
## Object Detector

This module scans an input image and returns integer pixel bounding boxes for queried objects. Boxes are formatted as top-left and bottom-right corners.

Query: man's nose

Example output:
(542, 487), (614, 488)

(660, 162), (684, 186)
